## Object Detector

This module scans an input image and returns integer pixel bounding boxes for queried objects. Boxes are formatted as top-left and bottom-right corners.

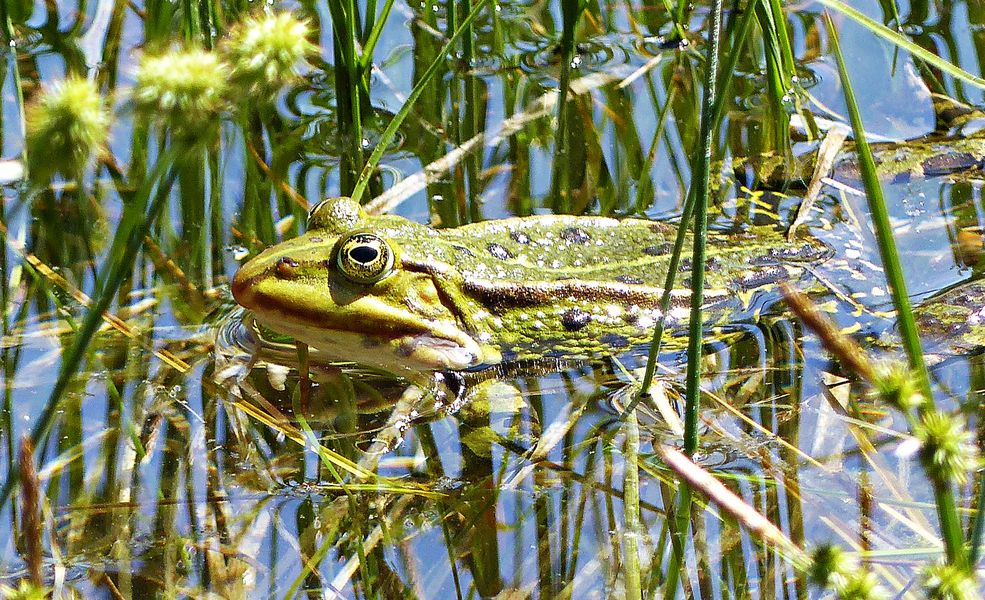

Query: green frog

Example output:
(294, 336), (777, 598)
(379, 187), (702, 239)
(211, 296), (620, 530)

(914, 279), (985, 356)
(735, 94), (985, 189)
(232, 197), (831, 374)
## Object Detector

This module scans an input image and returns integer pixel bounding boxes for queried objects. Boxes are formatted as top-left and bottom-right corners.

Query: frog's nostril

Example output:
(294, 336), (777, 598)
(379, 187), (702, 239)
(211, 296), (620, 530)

(275, 256), (300, 278)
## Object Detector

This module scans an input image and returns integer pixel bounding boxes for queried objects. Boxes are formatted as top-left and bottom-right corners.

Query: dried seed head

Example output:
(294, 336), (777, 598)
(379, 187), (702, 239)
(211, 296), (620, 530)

(224, 13), (316, 94)
(914, 411), (980, 485)
(133, 50), (229, 138)
(25, 76), (109, 182)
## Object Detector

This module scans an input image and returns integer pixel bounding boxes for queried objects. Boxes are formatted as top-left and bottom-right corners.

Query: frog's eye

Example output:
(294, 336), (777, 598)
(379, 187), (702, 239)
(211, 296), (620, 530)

(335, 233), (395, 284)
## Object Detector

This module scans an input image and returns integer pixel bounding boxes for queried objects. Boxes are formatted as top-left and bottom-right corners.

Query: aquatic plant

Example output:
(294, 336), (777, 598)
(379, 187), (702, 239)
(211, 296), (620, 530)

(922, 562), (979, 600)
(224, 12), (316, 95)
(914, 411), (980, 487)
(24, 77), (108, 183)
(132, 49), (229, 138)
(807, 544), (888, 600)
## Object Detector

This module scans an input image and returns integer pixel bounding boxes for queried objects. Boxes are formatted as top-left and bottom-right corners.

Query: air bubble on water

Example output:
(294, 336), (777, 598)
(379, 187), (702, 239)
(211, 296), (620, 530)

(361, 138), (370, 149)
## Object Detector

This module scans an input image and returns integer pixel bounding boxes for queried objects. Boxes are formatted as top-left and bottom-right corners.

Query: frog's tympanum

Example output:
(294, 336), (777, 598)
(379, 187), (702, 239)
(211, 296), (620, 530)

(232, 198), (830, 374)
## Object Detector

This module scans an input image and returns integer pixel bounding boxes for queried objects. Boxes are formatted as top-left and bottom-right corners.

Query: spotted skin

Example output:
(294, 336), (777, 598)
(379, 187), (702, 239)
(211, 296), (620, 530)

(233, 198), (832, 373)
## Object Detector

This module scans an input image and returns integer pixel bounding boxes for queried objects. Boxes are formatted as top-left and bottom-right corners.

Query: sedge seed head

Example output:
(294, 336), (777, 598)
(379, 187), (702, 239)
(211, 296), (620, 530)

(922, 562), (978, 600)
(133, 50), (229, 138)
(807, 544), (852, 588)
(25, 77), (109, 182)
(871, 360), (925, 412)
(807, 545), (888, 599)
(837, 571), (889, 600)
(224, 13), (316, 94)
(914, 411), (980, 485)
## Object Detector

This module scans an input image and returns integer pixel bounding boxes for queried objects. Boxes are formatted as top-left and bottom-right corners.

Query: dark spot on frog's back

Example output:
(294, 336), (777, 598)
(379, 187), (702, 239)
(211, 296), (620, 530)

(754, 241), (832, 265)
(733, 265), (790, 290)
(600, 332), (630, 348)
(487, 243), (514, 260)
(920, 151), (982, 177)
(452, 244), (476, 258)
(560, 227), (591, 244)
(644, 243), (672, 256)
(510, 231), (531, 244)
(561, 308), (592, 331)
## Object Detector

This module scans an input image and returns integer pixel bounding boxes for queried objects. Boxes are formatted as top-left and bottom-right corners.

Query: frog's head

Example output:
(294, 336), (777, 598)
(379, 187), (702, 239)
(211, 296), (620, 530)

(231, 197), (500, 372)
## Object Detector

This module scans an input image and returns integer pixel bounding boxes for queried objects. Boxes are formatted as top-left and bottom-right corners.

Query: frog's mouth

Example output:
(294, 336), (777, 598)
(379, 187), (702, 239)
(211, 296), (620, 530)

(232, 274), (500, 371)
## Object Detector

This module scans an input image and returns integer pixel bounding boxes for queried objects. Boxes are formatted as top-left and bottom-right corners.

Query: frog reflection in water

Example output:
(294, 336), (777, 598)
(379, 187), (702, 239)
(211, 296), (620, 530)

(232, 197), (832, 375)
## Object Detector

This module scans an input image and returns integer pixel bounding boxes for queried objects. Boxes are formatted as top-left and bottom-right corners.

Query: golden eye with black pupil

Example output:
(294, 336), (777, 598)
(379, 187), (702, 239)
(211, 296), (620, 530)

(336, 233), (395, 284)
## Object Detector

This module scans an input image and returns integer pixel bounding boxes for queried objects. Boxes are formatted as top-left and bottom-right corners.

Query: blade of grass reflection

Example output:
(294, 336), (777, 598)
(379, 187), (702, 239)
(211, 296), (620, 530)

(653, 0), (686, 43)
(0, 146), (181, 511)
(755, 0), (795, 154)
(415, 424), (465, 599)
(349, 0), (491, 205)
(632, 66), (675, 213)
(549, 0), (587, 214)
(364, 70), (620, 215)
(1, 14), (27, 168)
(292, 342), (376, 597)
(623, 410), (642, 599)
(825, 14), (966, 568)
(0, 220), (191, 372)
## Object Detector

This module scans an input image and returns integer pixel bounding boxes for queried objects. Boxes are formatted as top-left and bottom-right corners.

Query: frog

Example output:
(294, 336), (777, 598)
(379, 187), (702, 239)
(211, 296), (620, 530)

(733, 94), (985, 190)
(913, 279), (985, 356)
(231, 197), (832, 375)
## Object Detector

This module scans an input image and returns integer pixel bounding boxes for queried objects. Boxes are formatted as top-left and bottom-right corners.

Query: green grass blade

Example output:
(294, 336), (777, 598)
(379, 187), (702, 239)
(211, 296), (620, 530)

(825, 12), (966, 569)
(0, 145), (182, 510)
(682, 0), (723, 457)
(361, 0), (396, 63)
(818, 0), (985, 90)
(970, 468), (984, 565)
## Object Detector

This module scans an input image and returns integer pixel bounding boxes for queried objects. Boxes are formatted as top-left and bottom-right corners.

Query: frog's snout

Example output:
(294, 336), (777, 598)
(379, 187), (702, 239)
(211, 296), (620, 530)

(231, 263), (261, 310)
